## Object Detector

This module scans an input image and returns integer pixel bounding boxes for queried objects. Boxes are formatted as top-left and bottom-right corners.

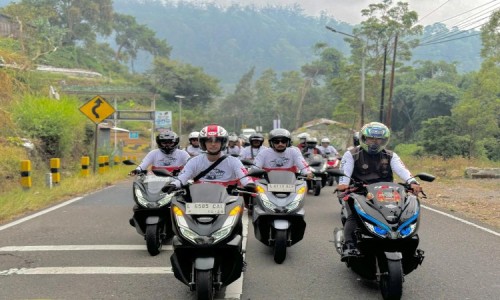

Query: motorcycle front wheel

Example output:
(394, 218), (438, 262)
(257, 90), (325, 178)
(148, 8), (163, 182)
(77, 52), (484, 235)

(273, 229), (287, 264)
(314, 180), (321, 196)
(145, 224), (162, 256)
(196, 269), (214, 300)
(380, 259), (403, 300)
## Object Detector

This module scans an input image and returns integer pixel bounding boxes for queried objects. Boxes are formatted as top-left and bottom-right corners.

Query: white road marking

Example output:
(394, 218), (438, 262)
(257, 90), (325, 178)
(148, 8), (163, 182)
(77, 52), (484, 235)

(0, 197), (84, 232)
(0, 267), (172, 275)
(422, 205), (500, 237)
(223, 211), (248, 300)
(0, 245), (173, 251)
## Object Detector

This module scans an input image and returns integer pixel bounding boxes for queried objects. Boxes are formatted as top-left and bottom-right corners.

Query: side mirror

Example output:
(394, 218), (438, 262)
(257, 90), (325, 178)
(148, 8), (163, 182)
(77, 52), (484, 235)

(247, 169), (267, 178)
(309, 161), (322, 167)
(122, 159), (136, 166)
(415, 173), (436, 182)
(151, 169), (173, 177)
(240, 159), (254, 166)
(326, 169), (345, 177)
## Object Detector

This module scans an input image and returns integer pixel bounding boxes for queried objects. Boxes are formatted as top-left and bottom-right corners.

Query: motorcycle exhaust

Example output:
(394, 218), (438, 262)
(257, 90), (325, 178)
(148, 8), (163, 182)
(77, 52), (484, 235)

(333, 227), (344, 255)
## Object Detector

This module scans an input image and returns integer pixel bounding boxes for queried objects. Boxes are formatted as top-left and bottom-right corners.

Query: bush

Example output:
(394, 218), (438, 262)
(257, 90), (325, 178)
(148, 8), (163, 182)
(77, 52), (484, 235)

(393, 143), (422, 156)
(12, 95), (88, 160)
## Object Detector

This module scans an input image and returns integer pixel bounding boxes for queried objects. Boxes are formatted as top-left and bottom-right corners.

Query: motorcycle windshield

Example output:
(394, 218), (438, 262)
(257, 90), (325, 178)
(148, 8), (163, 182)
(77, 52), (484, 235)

(267, 170), (296, 184)
(365, 182), (406, 223)
(188, 183), (228, 203)
(142, 175), (173, 194)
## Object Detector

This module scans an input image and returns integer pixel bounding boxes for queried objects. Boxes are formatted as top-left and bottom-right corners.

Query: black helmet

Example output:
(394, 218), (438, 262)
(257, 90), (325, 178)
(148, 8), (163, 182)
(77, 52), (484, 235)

(156, 131), (179, 154)
(269, 128), (291, 152)
(249, 133), (264, 147)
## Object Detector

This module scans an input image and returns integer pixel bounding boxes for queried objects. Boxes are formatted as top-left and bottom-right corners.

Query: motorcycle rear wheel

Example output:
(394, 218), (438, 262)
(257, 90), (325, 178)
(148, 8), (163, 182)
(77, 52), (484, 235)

(196, 269), (214, 300)
(273, 230), (287, 264)
(380, 259), (403, 300)
(145, 224), (162, 256)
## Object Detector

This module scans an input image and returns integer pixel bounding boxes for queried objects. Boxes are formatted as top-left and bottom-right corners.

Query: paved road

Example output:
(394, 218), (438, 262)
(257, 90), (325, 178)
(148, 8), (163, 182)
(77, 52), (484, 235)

(0, 180), (498, 299)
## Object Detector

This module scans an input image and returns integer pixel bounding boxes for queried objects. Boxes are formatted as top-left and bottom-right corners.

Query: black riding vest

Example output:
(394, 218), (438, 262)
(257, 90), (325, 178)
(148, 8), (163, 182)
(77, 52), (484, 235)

(349, 146), (394, 184)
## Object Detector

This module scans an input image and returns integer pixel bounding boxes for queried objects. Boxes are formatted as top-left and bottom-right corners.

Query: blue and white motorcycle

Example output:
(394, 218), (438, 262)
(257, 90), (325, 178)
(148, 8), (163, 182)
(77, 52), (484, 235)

(329, 169), (435, 300)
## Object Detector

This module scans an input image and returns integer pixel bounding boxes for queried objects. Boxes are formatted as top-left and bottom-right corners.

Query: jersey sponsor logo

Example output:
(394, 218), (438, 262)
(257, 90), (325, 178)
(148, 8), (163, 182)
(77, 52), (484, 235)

(159, 156), (178, 166)
(205, 168), (226, 180)
(270, 157), (290, 167)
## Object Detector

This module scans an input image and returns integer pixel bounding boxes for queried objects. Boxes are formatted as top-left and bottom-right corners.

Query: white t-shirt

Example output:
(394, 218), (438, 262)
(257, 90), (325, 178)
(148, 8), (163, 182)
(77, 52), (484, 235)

(338, 150), (413, 185)
(186, 145), (203, 157)
(239, 145), (268, 161)
(225, 145), (242, 156)
(136, 148), (190, 172)
(253, 147), (311, 175)
(175, 154), (253, 187)
(318, 145), (339, 156)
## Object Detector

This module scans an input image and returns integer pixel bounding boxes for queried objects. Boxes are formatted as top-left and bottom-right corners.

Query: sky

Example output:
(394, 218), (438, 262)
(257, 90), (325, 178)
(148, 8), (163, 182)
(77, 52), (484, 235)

(179, 0), (499, 28)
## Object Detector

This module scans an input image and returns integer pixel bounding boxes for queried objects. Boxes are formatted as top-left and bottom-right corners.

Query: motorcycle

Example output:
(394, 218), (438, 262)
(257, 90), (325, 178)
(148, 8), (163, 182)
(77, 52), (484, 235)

(328, 168), (435, 300)
(169, 182), (251, 300)
(320, 154), (340, 187)
(304, 153), (325, 196)
(251, 169), (307, 264)
(123, 160), (177, 256)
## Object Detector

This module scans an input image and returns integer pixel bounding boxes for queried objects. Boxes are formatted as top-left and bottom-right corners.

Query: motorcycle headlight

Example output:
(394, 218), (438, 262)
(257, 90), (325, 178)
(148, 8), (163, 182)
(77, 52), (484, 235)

(399, 223), (417, 238)
(364, 222), (389, 237)
(285, 186), (306, 211)
(134, 188), (149, 208)
(258, 192), (277, 210)
(172, 205), (200, 244)
(157, 193), (174, 207)
(179, 226), (200, 244)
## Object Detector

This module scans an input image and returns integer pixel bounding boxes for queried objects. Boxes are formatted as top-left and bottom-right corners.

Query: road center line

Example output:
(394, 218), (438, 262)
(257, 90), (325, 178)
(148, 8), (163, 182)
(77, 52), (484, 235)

(0, 267), (172, 275)
(422, 205), (500, 237)
(0, 245), (173, 251)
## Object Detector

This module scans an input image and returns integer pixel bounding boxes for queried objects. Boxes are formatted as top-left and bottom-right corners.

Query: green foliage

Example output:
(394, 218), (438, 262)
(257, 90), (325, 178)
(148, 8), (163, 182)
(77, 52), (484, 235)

(393, 143), (422, 157)
(418, 116), (471, 159)
(12, 95), (87, 159)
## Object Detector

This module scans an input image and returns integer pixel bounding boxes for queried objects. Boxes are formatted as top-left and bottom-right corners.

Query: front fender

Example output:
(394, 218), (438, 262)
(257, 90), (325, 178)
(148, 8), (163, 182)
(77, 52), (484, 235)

(195, 257), (215, 270)
(146, 216), (160, 225)
(273, 219), (290, 230)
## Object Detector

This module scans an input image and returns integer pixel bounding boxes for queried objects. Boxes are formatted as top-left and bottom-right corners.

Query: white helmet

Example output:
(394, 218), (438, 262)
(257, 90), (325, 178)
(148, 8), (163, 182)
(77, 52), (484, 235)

(228, 134), (239, 142)
(188, 131), (199, 139)
(321, 138), (330, 143)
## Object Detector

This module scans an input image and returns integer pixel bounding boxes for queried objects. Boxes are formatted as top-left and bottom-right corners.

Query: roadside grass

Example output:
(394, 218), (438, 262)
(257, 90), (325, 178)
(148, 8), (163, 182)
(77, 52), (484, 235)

(0, 165), (130, 224)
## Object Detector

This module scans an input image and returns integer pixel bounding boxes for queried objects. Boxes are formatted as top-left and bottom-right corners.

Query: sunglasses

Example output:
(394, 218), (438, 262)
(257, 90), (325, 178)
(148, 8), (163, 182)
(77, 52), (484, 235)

(273, 139), (288, 144)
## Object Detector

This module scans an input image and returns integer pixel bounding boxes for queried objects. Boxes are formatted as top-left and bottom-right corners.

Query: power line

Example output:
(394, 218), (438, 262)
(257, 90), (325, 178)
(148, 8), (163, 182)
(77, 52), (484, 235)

(434, 0), (499, 24)
(417, 33), (481, 47)
(418, 0), (453, 23)
(419, 18), (489, 45)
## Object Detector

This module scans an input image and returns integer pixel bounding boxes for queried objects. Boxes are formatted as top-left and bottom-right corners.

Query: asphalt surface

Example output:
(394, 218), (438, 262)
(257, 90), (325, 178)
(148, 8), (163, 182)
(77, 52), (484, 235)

(0, 180), (498, 299)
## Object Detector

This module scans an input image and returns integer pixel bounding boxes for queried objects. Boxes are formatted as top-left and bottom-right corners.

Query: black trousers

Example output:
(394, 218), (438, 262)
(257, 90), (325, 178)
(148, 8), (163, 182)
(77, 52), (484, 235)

(343, 201), (358, 246)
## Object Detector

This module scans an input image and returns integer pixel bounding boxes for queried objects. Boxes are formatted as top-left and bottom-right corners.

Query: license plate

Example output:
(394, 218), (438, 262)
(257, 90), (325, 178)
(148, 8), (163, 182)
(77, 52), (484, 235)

(185, 203), (225, 215)
(267, 184), (295, 192)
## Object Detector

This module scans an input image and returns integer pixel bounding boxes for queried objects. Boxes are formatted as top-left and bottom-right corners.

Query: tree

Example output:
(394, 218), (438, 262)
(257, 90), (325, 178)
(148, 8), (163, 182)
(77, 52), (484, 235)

(418, 116), (470, 160)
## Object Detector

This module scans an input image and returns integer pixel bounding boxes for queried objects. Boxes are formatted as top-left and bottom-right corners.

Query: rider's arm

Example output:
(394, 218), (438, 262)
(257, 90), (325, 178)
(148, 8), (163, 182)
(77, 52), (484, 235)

(231, 158), (254, 186)
(175, 158), (199, 188)
(390, 152), (415, 183)
(137, 150), (157, 170)
(337, 151), (354, 187)
(291, 147), (311, 175)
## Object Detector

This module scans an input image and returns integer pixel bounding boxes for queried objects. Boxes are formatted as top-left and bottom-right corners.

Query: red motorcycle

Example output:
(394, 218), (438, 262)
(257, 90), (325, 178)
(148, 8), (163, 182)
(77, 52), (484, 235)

(320, 155), (340, 186)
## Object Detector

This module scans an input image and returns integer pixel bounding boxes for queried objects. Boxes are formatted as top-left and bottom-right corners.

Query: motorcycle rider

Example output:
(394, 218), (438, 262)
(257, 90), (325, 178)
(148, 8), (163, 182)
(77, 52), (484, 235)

(240, 133), (268, 161)
(186, 131), (202, 157)
(318, 138), (339, 157)
(225, 134), (242, 156)
(162, 124), (255, 193)
(253, 128), (313, 180)
(337, 122), (422, 261)
(302, 136), (322, 157)
(296, 132), (309, 151)
(129, 131), (190, 175)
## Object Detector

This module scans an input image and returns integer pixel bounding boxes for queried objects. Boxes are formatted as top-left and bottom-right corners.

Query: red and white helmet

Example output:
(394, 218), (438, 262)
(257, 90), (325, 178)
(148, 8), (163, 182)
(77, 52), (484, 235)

(199, 124), (228, 154)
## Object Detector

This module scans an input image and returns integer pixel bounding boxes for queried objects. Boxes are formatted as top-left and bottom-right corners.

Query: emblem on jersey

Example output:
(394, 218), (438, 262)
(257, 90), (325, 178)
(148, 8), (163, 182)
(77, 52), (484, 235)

(271, 157), (290, 167)
(205, 168), (226, 180)
(160, 156), (177, 166)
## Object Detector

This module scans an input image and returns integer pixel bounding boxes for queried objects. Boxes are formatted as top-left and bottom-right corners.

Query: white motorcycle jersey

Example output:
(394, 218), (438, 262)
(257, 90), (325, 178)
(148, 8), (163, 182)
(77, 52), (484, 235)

(175, 154), (253, 187)
(136, 148), (190, 172)
(186, 145), (203, 157)
(318, 145), (339, 156)
(225, 146), (242, 156)
(253, 147), (311, 175)
(338, 151), (413, 185)
(239, 145), (268, 160)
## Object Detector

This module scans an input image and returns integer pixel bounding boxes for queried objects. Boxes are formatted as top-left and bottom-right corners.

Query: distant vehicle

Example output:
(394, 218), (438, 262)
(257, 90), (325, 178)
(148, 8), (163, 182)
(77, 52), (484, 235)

(241, 128), (257, 139)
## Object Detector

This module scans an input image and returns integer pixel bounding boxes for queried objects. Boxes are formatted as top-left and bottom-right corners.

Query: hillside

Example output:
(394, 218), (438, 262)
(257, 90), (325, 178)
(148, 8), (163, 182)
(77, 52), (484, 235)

(112, 0), (483, 88)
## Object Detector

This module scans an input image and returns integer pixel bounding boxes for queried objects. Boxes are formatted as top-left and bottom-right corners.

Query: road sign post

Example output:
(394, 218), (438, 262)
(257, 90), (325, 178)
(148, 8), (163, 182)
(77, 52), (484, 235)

(79, 96), (116, 173)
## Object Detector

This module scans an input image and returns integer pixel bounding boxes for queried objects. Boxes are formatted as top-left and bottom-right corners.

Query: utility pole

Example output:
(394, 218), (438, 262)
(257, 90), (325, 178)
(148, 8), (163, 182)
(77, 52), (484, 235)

(379, 43), (388, 123)
(385, 33), (398, 129)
